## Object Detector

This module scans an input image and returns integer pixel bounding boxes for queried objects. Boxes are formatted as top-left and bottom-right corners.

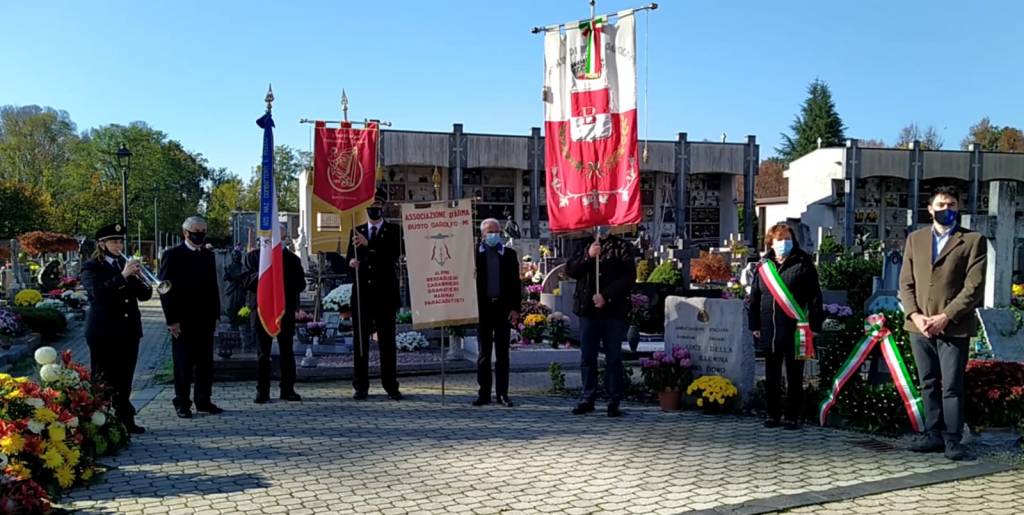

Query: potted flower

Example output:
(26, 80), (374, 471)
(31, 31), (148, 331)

(303, 320), (327, 345)
(13, 288), (42, 308)
(822, 303), (854, 332)
(545, 312), (570, 349)
(525, 284), (543, 301)
(322, 284), (352, 318)
(60, 290), (88, 311)
(626, 292), (651, 351)
(640, 347), (694, 411)
(58, 276), (79, 291)
(0, 306), (27, 349)
(686, 375), (739, 413)
(520, 313), (547, 346)
(396, 331), (429, 352)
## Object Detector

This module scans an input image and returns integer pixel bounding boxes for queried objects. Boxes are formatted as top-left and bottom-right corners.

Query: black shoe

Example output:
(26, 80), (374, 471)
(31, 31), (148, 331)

(127, 424), (146, 435)
(607, 402), (622, 418)
(571, 402), (595, 415)
(280, 391), (302, 402)
(782, 419), (800, 430)
(944, 440), (969, 461)
(763, 418), (782, 428)
(471, 397), (491, 407)
(909, 435), (945, 453)
(497, 396), (515, 408)
(195, 403), (224, 414)
(254, 394), (270, 404)
(175, 407), (193, 419)
(387, 391), (405, 401)
(353, 391), (368, 401)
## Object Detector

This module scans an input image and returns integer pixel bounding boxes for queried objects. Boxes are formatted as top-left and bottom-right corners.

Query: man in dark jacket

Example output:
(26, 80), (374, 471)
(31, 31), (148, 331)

(899, 186), (987, 461)
(747, 224), (824, 429)
(243, 225), (307, 403)
(158, 216), (223, 419)
(81, 223), (152, 434)
(472, 218), (522, 407)
(347, 188), (404, 400)
(565, 227), (636, 417)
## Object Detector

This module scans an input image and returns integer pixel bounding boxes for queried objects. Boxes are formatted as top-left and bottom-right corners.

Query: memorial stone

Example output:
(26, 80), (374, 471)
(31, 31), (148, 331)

(664, 296), (755, 401)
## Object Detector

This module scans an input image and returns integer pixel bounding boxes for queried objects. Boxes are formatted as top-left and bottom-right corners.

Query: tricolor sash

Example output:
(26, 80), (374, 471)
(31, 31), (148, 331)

(758, 260), (815, 359)
(818, 313), (926, 432)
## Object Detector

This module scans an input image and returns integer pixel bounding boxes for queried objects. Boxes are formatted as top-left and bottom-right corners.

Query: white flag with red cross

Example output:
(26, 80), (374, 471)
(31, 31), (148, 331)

(543, 10), (639, 232)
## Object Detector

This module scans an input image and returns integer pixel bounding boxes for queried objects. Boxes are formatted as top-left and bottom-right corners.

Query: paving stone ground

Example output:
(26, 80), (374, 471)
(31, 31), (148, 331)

(58, 368), (1019, 515)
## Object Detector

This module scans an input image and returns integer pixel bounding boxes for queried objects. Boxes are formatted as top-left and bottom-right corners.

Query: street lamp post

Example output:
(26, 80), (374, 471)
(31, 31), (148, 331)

(116, 143), (132, 243)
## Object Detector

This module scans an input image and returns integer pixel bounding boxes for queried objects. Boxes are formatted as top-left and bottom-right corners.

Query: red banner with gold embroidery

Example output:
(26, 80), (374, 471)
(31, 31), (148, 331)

(313, 121), (379, 212)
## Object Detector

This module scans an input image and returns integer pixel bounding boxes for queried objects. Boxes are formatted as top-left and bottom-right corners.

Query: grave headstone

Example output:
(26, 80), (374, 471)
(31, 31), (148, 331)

(977, 308), (1024, 362)
(664, 296), (755, 402)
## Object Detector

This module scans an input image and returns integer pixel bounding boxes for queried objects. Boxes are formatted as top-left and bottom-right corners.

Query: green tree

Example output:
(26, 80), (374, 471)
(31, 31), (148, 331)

(0, 105), (79, 189)
(960, 117), (1024, 152)
(0, 180), (49, 238)
(247, 144), (309, 213)
(777, 80), (847, 162)
(206, 176), (245, 240)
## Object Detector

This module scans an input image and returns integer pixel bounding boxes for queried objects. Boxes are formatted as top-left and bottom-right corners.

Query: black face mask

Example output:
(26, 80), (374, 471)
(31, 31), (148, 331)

(366, 207), (383, 221)
(188, 232), (206, 245)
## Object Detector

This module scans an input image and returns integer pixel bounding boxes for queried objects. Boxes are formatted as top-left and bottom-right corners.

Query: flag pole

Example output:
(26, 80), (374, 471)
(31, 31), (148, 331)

(352, 210), (364, 363)
(530, 2), (657, 33)
(594, 228), (601, 297)
(441, 324), (447, 406)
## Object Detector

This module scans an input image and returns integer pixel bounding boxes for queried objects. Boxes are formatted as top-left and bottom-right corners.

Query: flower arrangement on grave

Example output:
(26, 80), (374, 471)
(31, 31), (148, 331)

(46, 289), (63, 298)
(689, 252), (732, 284)
(304, 320), (326, 339)
(544, 312), (570, 348)
(721, 279), (746, 300)
(294, 310), (313, 323)
(14, 289), (42, 308)
(1012, 283), (1023, 307)
(519, 314), (547, 345)
(57, 277), (79, 292)
(0, 347), (127, 505)
(0, 308), (26, 339)
(35, 299), (64, 312)
(640, 348), (694, 393)
(525, 284), (543, 301)
(539, 245), (551, 258)
(395, 310), (413, 324)
(322, 284), (352, 313)
(59, 291), (87, 310)
(687, 375), (738, 411)
(10, 307), (66, 340)
(0, 476), (51, 514)
(235, 306), (251, 325)
(822, 303), (855, 332)
(964, 360), (1024, 433)
(626, 293), (651, 327)
(396, 331), (429, 352)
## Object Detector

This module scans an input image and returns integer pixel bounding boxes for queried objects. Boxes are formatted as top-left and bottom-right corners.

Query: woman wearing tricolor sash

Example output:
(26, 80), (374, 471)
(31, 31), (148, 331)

(747, 223), (824, 429)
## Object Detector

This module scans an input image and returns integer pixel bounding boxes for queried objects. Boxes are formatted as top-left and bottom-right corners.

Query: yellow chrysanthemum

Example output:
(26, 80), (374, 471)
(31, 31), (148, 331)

(47, 423), (66, 443)
(34, 407), (58, 424)
(0, 373), (10, 381)
(5, 460), (31, 479)
(41, 447), (64, 469)
(696, 398), (704, 407)
(0, 433), (25, 455)
(4, 389), (25, 400)
(1013, 284), (1024, 297)
(55, 465), (75, 488)
(62, 446), (80, 467)
(13, 377), (28, 384)
(80, 467), (94, 481)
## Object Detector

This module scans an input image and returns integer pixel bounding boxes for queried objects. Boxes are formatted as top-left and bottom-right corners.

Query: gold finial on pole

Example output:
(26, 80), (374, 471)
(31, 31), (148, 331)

(341, 89), (349, 122)
(265, 84), (274, 112)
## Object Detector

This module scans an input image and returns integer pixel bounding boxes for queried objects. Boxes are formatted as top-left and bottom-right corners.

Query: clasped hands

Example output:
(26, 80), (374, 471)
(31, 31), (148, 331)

(911, 312), (950, 338)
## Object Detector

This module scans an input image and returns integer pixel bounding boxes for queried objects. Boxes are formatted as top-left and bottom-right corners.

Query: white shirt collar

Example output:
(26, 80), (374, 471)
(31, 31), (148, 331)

(368, 220), (384, 231)
(184, 240), (201, 251)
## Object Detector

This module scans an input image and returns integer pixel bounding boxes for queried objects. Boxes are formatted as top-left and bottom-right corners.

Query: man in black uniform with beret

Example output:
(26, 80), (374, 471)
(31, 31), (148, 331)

(347, 188), (404, 401)
(80, 223), (151, 434)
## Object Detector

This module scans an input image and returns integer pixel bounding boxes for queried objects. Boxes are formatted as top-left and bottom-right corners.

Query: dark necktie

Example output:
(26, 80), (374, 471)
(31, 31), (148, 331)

(370, 226), (378, 241)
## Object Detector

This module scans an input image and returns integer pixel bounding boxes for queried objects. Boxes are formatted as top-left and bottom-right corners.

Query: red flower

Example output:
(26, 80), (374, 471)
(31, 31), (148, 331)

(987, 388), (1002, 400)
(22, 434), (43, 454)
(61, 349), (72, 365)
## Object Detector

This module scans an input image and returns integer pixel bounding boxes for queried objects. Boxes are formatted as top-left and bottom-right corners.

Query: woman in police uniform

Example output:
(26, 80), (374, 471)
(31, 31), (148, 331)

(80, 223), (151, 434)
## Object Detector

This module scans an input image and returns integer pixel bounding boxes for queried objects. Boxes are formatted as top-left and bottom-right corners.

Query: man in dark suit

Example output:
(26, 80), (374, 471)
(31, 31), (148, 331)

(899, 186), (987, 461)
(80, 223), (152, 434)
(472, 218), (522, 407)
(243, 224), (307, 403)
(347, 188), (404, 401)
(158, 216), (224, 418)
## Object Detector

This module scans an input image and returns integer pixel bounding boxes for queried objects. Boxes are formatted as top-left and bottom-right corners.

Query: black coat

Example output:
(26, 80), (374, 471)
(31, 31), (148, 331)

(242, 248), (307, 328)
(565, 235), (636, 319)
(81, 257), (152, 343)
(346, 221), (402, 309)
(747, 248), (824, 353)
(475, 245), (522, 317)
(157, 243), (221, 329)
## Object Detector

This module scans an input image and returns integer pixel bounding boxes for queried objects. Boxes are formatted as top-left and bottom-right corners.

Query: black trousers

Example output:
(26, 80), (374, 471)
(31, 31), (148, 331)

(910, 334), (969, 441)
(476, 301), (511, 400)
(255, 319), (296, 396)
(89, 337), (140, 426)
(352, 299), (399, 394)
(764, 344), (804, 421)
(171, 322), (215, 409)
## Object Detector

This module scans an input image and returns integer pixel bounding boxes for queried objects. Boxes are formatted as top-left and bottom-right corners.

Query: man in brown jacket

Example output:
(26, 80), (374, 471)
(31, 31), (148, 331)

(898, 186), (987, 461)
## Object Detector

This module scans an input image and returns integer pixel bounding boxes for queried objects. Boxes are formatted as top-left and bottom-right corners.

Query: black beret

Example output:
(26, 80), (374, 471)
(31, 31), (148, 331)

(96, 223), (127, 241)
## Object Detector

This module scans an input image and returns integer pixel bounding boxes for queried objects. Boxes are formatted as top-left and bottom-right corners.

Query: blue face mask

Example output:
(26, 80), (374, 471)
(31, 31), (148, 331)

(772, 239), (793, 257)
(933, 208), (957, 227)
(484, 233), (501, 247)
(595, 226), (610, 238)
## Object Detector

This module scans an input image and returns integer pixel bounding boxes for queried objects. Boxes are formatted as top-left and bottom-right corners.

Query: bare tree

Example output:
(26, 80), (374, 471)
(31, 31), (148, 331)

(895, 123), (943, 150)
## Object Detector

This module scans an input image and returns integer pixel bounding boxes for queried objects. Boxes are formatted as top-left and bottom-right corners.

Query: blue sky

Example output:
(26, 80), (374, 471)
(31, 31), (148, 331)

(4, 1), (1022, 178)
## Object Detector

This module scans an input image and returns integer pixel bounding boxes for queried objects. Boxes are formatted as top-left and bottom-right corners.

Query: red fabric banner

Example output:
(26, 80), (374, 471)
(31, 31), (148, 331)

(313, 121), (379, 212)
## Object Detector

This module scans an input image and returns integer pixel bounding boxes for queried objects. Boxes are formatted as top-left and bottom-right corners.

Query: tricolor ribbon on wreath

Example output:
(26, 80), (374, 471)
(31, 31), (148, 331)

(758, 260), (815, 360)
(817, 313), (926, 432)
